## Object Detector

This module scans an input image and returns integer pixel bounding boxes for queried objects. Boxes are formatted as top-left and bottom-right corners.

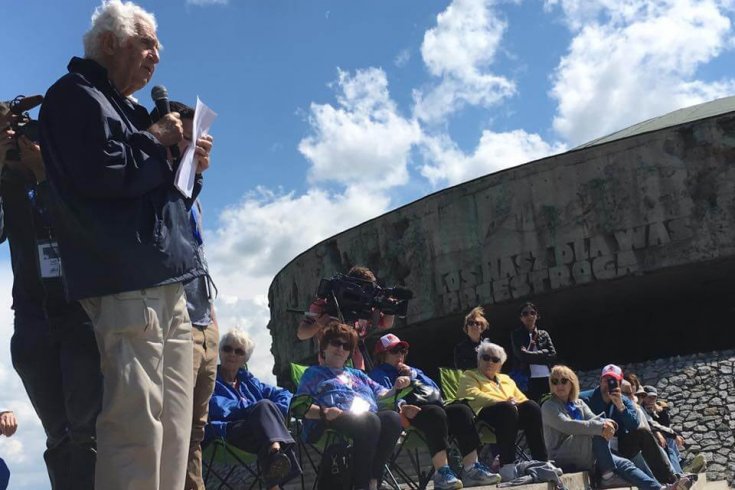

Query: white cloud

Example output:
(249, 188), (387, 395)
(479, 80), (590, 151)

(394, 48), (411, 68)
(0, 261), (52, 490)
(414, 0), (516, 123)
(548, 0), (735, 145)
(205, 187), (391, 382)
(420, 130), (566, 186)
(298, 68), (422, 190)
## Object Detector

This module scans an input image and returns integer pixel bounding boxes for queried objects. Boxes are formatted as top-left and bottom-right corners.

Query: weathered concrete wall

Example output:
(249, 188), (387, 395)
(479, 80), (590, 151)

(577, 350), (735, 486)
(268, 111), (735, 383)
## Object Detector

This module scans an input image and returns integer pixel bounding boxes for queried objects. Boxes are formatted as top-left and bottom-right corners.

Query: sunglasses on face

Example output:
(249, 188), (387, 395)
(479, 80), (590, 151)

(388, 347), (408, 355)
(550, 377), (569, 386)
(328, 339), (352, 351)
(222, 345), (245, 356)
(521, 310), (537, 317)
(480, 354), (501, 363)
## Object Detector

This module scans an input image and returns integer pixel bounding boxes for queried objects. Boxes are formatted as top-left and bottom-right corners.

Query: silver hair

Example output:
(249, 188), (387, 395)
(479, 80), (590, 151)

(83, 0), (158, 62)
(220, 328), (256, 364)
(476, 339), (507, 365)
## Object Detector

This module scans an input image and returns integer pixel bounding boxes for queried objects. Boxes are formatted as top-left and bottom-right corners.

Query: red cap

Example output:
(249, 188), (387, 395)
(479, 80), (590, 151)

(374, 333), (409, 355)
(601, 364), (623, 381)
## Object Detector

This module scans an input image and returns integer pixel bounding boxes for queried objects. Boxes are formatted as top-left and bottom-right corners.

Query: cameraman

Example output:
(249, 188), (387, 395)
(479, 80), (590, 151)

(0, 100), (102, 490)
(297, 265), (394, 370)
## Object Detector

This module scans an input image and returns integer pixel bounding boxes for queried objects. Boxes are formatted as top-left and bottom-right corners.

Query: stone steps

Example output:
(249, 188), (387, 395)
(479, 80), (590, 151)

(215, 452), (728, 490)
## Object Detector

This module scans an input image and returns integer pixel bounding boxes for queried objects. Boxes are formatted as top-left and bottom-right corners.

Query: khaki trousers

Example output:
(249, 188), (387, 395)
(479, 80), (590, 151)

(81, 283), (194, 490)
(185, 322), (219, 490)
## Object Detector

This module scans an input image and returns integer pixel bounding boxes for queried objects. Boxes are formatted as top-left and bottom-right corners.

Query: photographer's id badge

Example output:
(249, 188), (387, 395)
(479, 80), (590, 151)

(37, 240), (62, 278)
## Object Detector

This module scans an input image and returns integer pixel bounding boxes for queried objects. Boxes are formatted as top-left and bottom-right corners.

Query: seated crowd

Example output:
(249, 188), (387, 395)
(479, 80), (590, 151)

(201, 298), (705, 490)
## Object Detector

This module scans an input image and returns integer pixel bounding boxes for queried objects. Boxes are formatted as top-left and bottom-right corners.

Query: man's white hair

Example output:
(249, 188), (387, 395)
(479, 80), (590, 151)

(83, 0), (157, 62)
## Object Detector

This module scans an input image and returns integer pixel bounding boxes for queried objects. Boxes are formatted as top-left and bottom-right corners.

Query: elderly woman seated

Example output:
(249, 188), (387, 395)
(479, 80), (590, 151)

(369, 333), (500, 489)
(297, 322), (406, 490)
(458, 340), (548, 481)
(542, 365), (669, 489)
(207, 328), (301, 490)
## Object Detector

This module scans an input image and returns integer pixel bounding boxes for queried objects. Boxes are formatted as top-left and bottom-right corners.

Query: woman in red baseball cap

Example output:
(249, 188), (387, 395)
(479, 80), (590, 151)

(370, 333), (500, 489)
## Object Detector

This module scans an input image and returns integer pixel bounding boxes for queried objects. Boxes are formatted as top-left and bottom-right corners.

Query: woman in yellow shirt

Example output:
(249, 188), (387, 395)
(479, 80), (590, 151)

(458, 340), (548, 480)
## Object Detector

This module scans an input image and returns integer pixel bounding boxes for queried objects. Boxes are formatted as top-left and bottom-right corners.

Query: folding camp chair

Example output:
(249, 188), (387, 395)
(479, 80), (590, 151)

(438, 367), (530, 463)
(202, 437), (262, 490)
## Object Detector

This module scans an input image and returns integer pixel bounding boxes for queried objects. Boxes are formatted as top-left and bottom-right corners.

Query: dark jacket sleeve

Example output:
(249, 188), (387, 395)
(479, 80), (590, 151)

(616, 396), (641, 433)
(0, 194), (5, 244)
(512, 328), (557, 364)
(40, 79), (172, 200)
(368, 365), (395, 390)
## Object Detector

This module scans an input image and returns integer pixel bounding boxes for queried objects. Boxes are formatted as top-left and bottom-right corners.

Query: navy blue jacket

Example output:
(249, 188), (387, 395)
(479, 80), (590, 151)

(39, 57), (204, 300)
(580, 386), (639, 437)
(207, 367), (292, 441)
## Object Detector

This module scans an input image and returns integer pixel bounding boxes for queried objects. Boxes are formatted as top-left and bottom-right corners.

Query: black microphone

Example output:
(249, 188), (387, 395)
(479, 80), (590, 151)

(151, 85), (180, 159)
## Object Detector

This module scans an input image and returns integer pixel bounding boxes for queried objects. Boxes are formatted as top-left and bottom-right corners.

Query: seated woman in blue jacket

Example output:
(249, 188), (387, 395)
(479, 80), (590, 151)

(369, 333), (500, 490)
(207, 328), (301, 490)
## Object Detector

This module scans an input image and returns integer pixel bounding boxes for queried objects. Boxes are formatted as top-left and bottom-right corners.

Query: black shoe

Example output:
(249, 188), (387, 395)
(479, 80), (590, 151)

(263, 451), (292, 486)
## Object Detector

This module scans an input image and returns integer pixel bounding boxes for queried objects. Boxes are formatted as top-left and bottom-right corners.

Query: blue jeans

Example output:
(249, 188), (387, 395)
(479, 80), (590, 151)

(592, 436), (662, 489)
(11, 308), (102, 490)
(665, 437), (684, 474)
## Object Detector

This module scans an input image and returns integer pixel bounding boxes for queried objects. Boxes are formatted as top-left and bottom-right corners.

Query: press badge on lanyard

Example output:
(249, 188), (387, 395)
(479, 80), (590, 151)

(27, 187), (62, 279)
(37, 239), (62, 278)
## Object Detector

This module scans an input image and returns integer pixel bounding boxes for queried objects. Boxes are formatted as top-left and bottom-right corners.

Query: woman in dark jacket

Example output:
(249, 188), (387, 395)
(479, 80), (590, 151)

(453, 306), (491, 370)
(510, 303), (557, 403)
(208, 328), (301, 490)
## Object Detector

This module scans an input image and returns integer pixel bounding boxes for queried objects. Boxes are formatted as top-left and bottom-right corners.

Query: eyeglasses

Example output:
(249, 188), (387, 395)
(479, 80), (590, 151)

(222, 345), (246, 356)
(328, 339), (352, 351)
(480, 354), (501, 363)
(550, 378), (569, 386)
(467, 320), (485, 328)
(521, 310), (537, 317)
(388, 347), (408, 355)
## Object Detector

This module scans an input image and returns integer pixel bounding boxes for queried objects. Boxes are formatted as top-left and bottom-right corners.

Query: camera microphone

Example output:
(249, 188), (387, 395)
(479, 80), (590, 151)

(150, 85), (180, 159)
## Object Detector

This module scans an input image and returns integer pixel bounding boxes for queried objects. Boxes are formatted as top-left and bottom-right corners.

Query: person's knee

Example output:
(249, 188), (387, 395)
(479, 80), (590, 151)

(420, 404), (447, 424)
(253, 399), (278, 413)
(492, 401), (520, 421)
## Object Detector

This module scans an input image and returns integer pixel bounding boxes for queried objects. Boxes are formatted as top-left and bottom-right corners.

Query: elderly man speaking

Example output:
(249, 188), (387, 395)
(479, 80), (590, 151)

(39, 1), (213, 489)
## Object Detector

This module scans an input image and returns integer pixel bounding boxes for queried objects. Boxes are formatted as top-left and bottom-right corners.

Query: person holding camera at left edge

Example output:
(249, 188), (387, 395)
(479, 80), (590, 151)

(298, 265), (395, 370)
(1, 99), (102, 490)
(38, 1), (213, 489)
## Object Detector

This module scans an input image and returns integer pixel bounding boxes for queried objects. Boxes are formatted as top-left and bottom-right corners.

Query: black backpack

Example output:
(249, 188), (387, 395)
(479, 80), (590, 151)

(317, 442), (352, 490)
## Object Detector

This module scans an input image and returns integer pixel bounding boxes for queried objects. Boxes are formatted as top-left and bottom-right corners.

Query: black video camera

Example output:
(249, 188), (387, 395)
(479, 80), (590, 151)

(2, 94), (43, 162)
(316, 273), (413, 324)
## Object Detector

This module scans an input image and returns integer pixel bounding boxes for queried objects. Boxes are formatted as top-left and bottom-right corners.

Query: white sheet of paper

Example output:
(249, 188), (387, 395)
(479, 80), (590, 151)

(175, 97), (217, 197)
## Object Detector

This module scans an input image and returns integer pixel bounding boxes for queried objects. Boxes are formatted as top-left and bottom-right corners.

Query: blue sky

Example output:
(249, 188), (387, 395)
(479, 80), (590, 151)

(2, 0), (735, 487)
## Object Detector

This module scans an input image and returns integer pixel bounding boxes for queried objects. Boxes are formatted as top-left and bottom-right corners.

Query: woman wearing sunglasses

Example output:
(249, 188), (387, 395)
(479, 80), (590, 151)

(297, 322), (407, 490)
(207, 328), (301, 490)
(453, 306), (491, 370)
(458, 340), (548, 481)
(541, 365), (673, 490)
(369, 334), (501, 489)
(510, 302), (557, 403)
